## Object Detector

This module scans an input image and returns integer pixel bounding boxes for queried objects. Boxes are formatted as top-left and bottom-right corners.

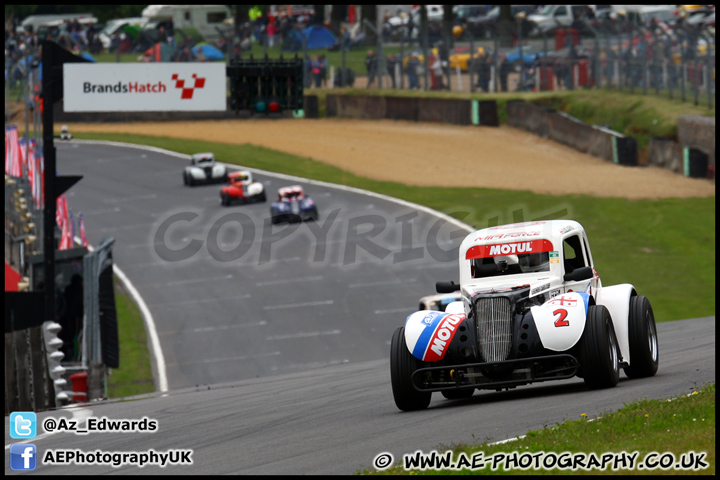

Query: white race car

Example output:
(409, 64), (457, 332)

(59, 125), (73, 141)
(183, 153), (227, 186)
(391, 220), (659, 411)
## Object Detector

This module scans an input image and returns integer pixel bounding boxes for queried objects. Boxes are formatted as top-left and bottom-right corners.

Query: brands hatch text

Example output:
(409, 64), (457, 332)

(83, 81), (167, 94)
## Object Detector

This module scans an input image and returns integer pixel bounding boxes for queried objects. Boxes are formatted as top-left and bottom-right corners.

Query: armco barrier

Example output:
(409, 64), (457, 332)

(507, 100), (637, 167)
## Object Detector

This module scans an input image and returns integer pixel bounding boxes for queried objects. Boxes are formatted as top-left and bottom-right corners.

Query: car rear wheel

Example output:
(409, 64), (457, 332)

(220, 192), (230, 206)
(578, 305), (619, 390)
(391, 327), (432, 411)
(623, 296), (659, 379)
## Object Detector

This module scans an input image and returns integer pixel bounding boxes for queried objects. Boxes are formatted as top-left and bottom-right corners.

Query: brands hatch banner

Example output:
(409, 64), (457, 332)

(63, 63), (226, 112)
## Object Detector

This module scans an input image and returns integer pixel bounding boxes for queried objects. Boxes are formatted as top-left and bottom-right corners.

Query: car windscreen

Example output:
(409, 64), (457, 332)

(471, 251), (550, 278)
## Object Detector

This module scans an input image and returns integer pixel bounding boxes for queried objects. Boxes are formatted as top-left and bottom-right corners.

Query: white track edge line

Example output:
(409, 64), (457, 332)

(76, 236), (168, 393)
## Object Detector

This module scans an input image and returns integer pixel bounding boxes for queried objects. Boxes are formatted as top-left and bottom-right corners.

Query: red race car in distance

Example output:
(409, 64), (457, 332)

(220, 170), (266, 206)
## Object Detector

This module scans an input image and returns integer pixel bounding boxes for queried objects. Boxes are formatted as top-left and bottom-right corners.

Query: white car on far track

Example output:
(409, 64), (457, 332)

(183, 153), (228, 186)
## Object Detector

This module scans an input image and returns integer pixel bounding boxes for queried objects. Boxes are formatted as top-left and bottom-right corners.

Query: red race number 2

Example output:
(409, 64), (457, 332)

(553, 308), (569, 327)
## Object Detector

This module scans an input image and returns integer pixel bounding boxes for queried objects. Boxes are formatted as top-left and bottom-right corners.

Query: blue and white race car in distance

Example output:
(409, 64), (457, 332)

(391, 220), (659, 411)
(270, 185), (319, 224)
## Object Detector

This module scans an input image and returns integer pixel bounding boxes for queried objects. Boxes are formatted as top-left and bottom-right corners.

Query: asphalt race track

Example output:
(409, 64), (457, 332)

(56, 141), (467, 390)
(4, 142), (715, 475)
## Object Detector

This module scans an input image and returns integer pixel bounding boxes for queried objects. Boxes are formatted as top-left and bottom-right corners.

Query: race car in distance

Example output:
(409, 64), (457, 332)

(59, 125), (72, 141)
(220, 170), (266, 206)
(419, 292), (463, 311)
(270, 185), (319, 224)
(391, 220), (659, 411)
(183, 152), (227, 186)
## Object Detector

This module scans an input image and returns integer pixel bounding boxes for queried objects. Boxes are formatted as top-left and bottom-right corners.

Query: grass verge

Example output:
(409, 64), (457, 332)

(107, 276), (155, 399)
(74, 132), (715, 323)
(364, 383), (715, 475)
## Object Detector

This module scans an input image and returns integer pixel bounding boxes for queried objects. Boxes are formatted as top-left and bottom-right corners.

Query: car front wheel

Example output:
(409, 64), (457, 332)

(578, 305), (619, 390)
(391, 327), (432, 411)
(623, 296), (659, 379)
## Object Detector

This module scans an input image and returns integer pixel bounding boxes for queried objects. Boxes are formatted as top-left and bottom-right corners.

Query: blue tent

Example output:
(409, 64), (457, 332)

(192, 44), (225, 61)
(301, 25), (337, 50)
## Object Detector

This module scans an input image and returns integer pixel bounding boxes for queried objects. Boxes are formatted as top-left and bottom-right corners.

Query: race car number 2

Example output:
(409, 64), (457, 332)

(553, 308), (569, 327)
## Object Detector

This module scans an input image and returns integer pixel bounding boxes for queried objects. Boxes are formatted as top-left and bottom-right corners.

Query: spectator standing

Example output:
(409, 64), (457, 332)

(437, 39), (450, 85)
(386, 53), (397, 88)
(407, 53), (420, 89)
(267, 18), (277, 47)
(311, 55), (322, 87)
(365, 49), (378, 88)
(319, 54), (328, 88)
(499, 54), (511, 92)
(476, 53), (490, 92)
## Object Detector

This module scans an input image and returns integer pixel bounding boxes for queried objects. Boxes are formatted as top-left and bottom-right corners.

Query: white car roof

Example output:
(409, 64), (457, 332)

(461, 220), (583, 252)
(458, 220), (585, 289)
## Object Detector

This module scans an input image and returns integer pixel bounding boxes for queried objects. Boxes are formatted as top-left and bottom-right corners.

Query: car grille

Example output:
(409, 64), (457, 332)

(475, 297), (513, 362)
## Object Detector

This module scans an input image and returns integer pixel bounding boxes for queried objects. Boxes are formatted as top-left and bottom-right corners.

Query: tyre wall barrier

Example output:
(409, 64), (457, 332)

(677, 115), (715, 171)
(303, 95), (319, 118)
(325, 95), (499, 126)
(648, 138), (709, 178)
(506, 100), (637, 167)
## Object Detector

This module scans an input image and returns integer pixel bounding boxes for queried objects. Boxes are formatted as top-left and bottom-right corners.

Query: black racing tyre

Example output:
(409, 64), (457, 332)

(183, 172), (188, 185)
(391, 327), (432, 411)
(441, 389), (474, 400)
(257, 191), (266, 203)
(220, 193), (230, 206)
(578, 305), (620, 390)
(623, 296), (659, 379)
